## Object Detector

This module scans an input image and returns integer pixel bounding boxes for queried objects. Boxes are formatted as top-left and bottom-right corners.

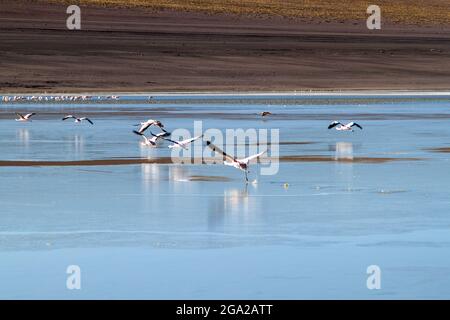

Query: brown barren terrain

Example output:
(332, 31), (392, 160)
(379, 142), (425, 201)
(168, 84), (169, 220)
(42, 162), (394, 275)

(50, 0), (450, 25)
(0, 0), (449, 92)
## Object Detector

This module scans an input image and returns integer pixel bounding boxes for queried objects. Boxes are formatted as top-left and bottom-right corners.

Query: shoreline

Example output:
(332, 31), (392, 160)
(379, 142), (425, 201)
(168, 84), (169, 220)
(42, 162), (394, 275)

(0, 156), (423, 167)
(2, 90), (450, 97)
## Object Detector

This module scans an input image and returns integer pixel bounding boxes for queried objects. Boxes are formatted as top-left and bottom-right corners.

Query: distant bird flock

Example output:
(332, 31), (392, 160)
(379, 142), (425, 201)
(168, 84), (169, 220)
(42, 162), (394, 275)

(2, 95), (363, 182)
(2, 95), (120, 102)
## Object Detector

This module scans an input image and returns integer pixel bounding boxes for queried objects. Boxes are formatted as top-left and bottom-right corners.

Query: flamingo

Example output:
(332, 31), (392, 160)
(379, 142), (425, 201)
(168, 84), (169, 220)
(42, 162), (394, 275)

(328, 121), (362, 131)
(206, 141), (266, 183)
(15, 113), (36, 122)
(162, 135), (203, 150)
(134, 119), (164, 134)
(62, 115), (94, 125)
(133, 130), (168, 147)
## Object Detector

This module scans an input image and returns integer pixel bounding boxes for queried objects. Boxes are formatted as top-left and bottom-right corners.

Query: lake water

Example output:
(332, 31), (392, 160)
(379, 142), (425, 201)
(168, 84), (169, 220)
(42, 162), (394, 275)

(1, 93), (450, 299)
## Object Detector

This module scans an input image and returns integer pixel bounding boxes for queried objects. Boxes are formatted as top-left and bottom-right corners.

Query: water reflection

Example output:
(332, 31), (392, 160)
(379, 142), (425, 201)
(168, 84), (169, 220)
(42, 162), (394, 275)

(140, 163), (169, 212)
(139, 140), (168, 195)
(334, 142), (354, 160)
(169, 166), (193, 197)
(169, 166), (189, 183)
(334, 142), (355, 190)
(73, 135), (84, 157)
(139, 143), (160, 158)
(16, 128), (30, 148)
(208, 184), (261, 232)
(141, 164), (190, 185)
(141, 163), (164, 187)
(224, 186), (249, 215)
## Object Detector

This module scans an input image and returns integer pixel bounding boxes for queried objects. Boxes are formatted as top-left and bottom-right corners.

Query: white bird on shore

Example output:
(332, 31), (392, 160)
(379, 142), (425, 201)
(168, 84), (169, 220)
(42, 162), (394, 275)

(134, 119), (165, 134)
(162, 135), (203, 150)
(133, 130), (168, 146)
(62, 115), (94, 125)
(206, 141), (266, 183)
(328, 121), (363, 131)
(15, 112), (36, 122)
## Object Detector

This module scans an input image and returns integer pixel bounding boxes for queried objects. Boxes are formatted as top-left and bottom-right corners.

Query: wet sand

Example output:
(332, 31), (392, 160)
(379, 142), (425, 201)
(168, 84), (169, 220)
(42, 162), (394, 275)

(1, 0), (450, 92)
(0, 156), (422, 167)
(426, 147), (450, 153)
(188, 175), (231, 182)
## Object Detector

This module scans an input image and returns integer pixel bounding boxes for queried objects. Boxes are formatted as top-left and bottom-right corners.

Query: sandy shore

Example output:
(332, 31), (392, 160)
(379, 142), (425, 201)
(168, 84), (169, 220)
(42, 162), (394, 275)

(0, 156), (422, 167)
(1, 0), (449, 92)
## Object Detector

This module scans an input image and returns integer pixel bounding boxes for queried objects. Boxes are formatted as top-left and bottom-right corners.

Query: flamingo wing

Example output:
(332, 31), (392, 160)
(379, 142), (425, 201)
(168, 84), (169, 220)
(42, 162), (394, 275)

(141, 135), (152, 144)
(62, 115), (75, 121)
(138, 122), (152, 133)
(206, 141), (236, 162)
(151, 132), (177, 144)
(182, 135), (203, 145)
(240, 150), (267, 163)
(158, 129), (171, 137)
(328, 121), (341, 129)
(81, 117), (94, 125)
(349, 122), (363, 129)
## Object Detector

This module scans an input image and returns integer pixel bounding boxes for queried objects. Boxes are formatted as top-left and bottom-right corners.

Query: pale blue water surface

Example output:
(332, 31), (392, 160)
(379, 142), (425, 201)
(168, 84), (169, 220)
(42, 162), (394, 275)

(0, 94), (450, 299)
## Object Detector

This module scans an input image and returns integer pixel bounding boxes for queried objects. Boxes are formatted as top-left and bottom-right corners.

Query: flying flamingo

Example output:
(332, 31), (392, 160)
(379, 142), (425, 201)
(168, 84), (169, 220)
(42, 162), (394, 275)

(134, 119), (165, 134)
(206, 141), (266, 183)
(328, 121), (362, 131)
(133, 130), (168, 147)
(62, 115), (94, 125)
(15, 112), (36, 122)
(162, 135), (203, 150)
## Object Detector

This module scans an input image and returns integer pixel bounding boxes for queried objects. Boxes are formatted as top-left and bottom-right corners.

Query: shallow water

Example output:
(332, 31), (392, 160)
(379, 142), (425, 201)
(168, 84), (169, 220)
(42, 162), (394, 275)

(1, 94), (450, 299)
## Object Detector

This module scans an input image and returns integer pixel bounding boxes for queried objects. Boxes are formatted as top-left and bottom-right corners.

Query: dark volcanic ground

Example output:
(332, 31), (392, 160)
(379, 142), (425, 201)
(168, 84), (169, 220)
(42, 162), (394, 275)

(1, 0), (449, 92)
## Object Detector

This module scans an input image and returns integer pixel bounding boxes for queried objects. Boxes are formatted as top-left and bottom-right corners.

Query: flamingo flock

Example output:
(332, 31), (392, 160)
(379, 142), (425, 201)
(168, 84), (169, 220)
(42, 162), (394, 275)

(1, 95), (124, 103)
(4, 95), (364, 182)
